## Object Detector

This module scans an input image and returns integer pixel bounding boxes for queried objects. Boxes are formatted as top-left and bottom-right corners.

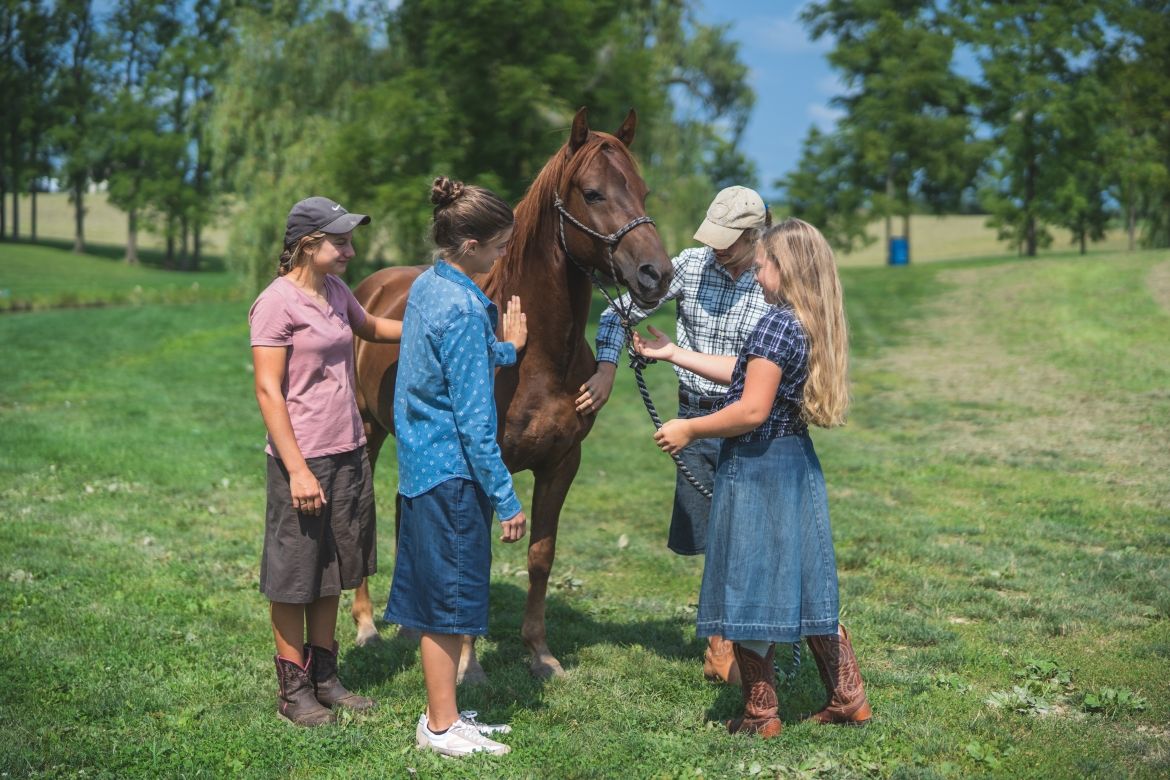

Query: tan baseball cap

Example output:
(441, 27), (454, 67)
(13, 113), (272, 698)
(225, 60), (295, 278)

(693, 186), (768, 250)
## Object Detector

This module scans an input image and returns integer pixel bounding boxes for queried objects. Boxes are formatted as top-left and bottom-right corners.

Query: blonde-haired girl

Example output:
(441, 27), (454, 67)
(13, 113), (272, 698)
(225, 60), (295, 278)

(634, 217), (871, 737)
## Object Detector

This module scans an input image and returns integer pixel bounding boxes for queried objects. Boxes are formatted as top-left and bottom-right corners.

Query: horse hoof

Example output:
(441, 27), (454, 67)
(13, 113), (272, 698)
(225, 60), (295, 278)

(457, 663), (488, 686)
(530, 658), (565, 680)
(354, 625), (381, 647)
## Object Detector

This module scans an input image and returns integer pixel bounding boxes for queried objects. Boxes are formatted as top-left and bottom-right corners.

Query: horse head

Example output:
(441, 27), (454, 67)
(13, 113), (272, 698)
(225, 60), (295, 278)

(550, 107), (672, 309)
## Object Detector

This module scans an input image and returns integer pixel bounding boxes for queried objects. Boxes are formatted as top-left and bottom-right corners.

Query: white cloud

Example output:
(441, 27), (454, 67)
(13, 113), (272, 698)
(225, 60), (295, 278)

(807, 103), (844, 131)
(748, 7), (831, 55)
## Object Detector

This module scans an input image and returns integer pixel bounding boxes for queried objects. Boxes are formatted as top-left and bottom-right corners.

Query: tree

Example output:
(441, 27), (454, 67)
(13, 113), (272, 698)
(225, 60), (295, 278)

(960, 0), (1104, 257)
(1, 0), (57, 240)
(799, 0), (983, 250)
(210, 2), (376, 291)
(104, 0), (183, 264)
(48, 0), (111, 254)
(778, 126), (874, 253)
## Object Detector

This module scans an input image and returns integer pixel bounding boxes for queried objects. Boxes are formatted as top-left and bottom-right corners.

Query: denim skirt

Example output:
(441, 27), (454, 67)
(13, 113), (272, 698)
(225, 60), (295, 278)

(696, 432), (839, 644)
(384, 477), (493, 636)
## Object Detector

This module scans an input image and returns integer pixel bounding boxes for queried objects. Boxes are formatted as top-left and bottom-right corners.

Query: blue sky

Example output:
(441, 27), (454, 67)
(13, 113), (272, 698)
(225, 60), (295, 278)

(694, 1), (840, 199)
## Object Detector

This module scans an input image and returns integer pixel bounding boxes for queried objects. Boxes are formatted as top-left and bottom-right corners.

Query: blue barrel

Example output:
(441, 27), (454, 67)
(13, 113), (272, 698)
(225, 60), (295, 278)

(888, 236), (909, 266)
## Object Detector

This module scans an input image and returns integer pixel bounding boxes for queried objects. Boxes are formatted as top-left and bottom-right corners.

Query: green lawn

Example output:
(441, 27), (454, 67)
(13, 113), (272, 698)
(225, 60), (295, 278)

(1, 247), (1168, 777)
(0, 242), (238, 311)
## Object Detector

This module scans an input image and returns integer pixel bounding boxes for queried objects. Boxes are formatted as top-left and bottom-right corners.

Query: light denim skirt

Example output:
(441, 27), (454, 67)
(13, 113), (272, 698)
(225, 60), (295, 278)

(696, 432), (840, 644)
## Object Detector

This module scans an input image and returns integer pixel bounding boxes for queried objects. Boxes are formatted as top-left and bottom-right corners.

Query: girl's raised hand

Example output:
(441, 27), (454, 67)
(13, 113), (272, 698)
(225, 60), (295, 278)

(502, 294), (527, 352)
(653, 418), (694, 455)
(631, 325), (676, 362)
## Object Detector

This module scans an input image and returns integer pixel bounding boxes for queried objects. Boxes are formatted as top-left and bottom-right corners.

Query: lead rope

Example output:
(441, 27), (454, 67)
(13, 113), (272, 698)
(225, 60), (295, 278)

(553, 193), (799, 680)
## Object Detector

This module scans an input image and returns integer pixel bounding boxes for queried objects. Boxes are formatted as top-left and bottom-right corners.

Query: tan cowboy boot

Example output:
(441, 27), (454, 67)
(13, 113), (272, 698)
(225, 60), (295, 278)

(726, 643), (782, 738)
(805, 625), (872, 725)
(702, 635), (741, 685)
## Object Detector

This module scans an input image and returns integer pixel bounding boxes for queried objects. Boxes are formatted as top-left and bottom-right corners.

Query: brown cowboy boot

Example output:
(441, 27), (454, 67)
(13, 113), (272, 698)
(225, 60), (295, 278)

(702, 635), (741, 685)
(726, 643), (782, 738)
(305, 642), (376, 712)
(805, 625), (872, 725)
(275, 652), (336, 726)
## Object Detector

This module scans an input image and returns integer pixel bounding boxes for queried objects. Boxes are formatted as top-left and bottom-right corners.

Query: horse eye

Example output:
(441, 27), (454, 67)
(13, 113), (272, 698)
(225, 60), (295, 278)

(583, 189), (605, 204)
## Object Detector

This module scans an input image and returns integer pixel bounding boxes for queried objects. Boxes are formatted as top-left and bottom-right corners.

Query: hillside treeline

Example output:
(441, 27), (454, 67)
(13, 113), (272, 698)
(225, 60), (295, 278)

(3, 1), (1169, 287)
(0, 0), (755, 289)
(785, 0), (1170, 257)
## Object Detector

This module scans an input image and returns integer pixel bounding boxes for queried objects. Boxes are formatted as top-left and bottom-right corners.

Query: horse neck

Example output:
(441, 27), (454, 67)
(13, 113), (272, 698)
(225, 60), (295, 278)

(485, 218), (594, 372)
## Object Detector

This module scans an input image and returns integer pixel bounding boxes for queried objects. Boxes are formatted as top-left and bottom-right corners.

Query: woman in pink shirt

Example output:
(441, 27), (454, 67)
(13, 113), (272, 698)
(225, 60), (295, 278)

(249, 196), (402, 726)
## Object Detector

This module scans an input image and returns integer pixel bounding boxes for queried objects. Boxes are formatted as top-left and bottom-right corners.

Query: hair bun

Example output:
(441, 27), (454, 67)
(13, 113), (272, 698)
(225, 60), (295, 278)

(430, 176), (465, 209)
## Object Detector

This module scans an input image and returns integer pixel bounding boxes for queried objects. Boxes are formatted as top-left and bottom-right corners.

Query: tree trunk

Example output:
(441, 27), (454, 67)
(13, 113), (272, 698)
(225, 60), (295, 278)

(30, 187), (37, 241)
(1127, 202), (1135, 252)
(884, 172), (893, 245)
(0, 178), (7, 240)
(180, 215), (190, 270)
(72, 181), (85, 253)
(126, 208), (139, 265)
(192, 224), (202, 271)
(11, 189), (19, 239)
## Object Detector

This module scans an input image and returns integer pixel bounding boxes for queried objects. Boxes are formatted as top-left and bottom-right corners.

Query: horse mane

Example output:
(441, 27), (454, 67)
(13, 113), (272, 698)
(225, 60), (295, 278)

(487, 131), (639, 292)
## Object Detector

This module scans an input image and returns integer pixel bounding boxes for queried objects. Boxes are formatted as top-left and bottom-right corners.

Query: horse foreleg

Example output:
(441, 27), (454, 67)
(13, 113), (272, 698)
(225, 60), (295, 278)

(522, 445), (581, 679)
(351, 579), (379, 647)
(456, 635), (486, 685)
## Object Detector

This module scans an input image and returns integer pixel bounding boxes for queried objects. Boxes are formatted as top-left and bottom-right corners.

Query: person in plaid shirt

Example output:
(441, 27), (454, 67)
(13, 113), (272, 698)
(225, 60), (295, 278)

(635, 218), (872, 738)
(578, 186), (770, 686)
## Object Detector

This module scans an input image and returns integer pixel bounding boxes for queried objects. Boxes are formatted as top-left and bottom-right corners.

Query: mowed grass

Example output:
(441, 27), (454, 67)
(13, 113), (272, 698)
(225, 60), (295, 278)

(1, 248), (1169, 777)
(0, 242), (238, 311)
(839, 214), (1135, 267)
(2, 192), (229, 255)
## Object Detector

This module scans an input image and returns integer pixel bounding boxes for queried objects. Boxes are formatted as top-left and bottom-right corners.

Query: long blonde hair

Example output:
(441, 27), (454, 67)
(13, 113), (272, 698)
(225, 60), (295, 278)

(759, 218), (849, 427)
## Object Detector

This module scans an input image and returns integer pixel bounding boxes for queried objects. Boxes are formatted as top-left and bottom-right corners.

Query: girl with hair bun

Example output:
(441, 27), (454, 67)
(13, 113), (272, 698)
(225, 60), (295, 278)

(249, 196), (403, 727)
(385, 176), (528, 757)
(633, 217), (871, 738)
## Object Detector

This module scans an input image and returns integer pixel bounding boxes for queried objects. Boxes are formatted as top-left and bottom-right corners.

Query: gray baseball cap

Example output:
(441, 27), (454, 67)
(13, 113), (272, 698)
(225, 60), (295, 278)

(284, 196), (370, 246)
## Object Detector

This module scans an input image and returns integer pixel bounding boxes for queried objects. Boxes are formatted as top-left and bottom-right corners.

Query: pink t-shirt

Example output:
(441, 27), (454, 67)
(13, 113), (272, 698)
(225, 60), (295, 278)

(249, 274), (369, 459)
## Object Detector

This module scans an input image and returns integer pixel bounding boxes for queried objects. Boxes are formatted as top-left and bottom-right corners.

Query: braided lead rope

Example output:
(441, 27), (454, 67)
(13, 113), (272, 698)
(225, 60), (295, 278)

(552, 194), (801, 681)
(777, 641), (802, 685)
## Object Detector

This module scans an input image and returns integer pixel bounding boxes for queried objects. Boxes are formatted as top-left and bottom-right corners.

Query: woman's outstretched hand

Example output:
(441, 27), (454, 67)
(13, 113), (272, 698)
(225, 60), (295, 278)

(654, 418), (694, 455)
(631, 325), (676, 363)
(502, 294), (527, 352)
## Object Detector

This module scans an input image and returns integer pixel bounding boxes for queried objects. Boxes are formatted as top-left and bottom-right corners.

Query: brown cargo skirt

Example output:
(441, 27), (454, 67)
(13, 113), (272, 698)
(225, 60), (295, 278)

(259, 447), (377, 604)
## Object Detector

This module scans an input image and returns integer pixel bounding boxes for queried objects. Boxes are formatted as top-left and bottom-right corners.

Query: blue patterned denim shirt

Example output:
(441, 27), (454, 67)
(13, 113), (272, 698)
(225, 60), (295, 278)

(394, 260), (521, 520)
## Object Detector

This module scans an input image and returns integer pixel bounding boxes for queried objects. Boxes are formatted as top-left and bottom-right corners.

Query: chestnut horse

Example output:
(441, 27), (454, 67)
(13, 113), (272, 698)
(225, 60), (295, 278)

(349, 108), (671, 679)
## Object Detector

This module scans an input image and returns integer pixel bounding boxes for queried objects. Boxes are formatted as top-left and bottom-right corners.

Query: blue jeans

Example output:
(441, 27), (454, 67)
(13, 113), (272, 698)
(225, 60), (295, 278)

(668, 434), (720, 555)
(696, 433), (839, 643)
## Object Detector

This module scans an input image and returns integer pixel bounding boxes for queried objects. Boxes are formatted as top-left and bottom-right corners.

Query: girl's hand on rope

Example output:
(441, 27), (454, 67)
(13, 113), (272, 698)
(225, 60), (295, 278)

(654, 418), (694, 455)
(632, 325), (676, 362)
(576, 361), (616, 414)
(289, 467), (328, 515)
(502, 295), (527, 352)
(500, 511), (527, 543)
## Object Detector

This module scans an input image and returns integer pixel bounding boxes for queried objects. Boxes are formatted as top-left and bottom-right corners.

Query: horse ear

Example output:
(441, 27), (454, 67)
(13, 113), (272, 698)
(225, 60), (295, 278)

(569, 106), (590, 154)
(615, 109), (637, 148)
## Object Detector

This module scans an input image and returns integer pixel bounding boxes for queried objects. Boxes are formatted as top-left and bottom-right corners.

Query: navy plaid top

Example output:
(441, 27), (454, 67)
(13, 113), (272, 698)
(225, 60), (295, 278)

(722, 305), (810, 442)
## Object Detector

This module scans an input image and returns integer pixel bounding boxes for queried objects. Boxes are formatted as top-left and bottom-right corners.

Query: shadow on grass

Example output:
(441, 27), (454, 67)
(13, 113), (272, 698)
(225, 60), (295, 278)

(14, 236), (227, 272)
(340, 580), (836, 725)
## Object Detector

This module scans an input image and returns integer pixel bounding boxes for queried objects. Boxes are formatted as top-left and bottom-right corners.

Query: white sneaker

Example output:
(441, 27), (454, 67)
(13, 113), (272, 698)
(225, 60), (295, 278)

(415, 713), (510, 757)
(460, 710), (512, 735)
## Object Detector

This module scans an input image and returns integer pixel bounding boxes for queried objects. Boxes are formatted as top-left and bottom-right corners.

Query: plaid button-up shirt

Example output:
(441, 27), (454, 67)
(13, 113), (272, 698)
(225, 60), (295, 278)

(725, 305), (810, 443)
(596, 247), (771, 398)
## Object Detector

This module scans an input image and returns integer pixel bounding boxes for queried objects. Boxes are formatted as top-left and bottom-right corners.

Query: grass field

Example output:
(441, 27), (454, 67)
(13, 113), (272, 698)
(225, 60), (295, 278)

(1, 244), (1168, 777)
